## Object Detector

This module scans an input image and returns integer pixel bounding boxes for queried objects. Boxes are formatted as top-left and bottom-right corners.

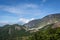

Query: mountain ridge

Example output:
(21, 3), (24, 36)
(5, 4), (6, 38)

(24, 13), (60, 30)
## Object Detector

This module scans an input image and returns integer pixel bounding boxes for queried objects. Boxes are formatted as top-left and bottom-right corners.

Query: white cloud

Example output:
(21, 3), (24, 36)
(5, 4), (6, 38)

(0, 6), (22, 14)
(0, 3), (42, 19)
(0, 4), (39, 15)
(19, 18), (35, 23)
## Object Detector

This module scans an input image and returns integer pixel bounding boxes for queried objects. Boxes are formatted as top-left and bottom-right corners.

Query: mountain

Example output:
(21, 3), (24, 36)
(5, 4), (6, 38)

(0, 13), (60, 40)
(24, 13), (60, 30)
(0, 24), (30, 40)
(0, 21), (60, 40)
(28, 22), (60, 40)
(24, 19), (40, 28)
(40, 22), (60, 30)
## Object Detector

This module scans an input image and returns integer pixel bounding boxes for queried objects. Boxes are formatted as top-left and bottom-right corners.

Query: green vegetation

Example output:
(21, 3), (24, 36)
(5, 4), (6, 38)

(0, 24), (30, 40)
(28, 24), (60, 40)
(0, 23), (60, 40)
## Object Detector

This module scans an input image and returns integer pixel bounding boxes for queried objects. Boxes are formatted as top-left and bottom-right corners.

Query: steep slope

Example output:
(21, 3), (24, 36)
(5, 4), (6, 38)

(28, 23), (60, 40)
(24, 13), (60, 30)
(24, 19), (40, 28)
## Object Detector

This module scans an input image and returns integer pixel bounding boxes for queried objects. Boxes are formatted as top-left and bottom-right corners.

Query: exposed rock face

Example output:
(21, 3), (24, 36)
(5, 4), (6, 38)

(52, 22), (60, 28)
(15, 26), (21, 30)
(9, 28), (11, 34)
(24, 13), (60, 30)
(24, 19), (40, 28)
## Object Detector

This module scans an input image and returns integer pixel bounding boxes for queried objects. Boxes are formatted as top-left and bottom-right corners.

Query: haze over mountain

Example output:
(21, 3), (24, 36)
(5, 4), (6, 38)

(24, 13), (60, 30)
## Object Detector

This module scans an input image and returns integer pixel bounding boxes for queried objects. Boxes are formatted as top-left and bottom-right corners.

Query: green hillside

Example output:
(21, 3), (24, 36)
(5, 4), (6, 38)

(0, 24), (30, 40)
(28, 23), (60, 40)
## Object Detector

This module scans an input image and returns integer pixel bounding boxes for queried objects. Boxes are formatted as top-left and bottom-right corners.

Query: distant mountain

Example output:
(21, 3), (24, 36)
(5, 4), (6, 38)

(0, 24), (30, 40)
(24, 13), (60, 30)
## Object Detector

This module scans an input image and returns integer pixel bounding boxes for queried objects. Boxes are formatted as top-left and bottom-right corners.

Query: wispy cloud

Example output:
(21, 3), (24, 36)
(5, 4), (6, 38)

(19, 18), (35, 23)
(0, 4), (39, 14)
(0, 5), (22, 14)
(0, 3), (42, 25)
(0, 0), (47, 15)
(40, 0), (47, 6)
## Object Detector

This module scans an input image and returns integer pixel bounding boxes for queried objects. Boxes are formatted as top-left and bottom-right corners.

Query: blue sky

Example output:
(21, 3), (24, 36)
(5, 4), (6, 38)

(0, 0), (60, 25)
